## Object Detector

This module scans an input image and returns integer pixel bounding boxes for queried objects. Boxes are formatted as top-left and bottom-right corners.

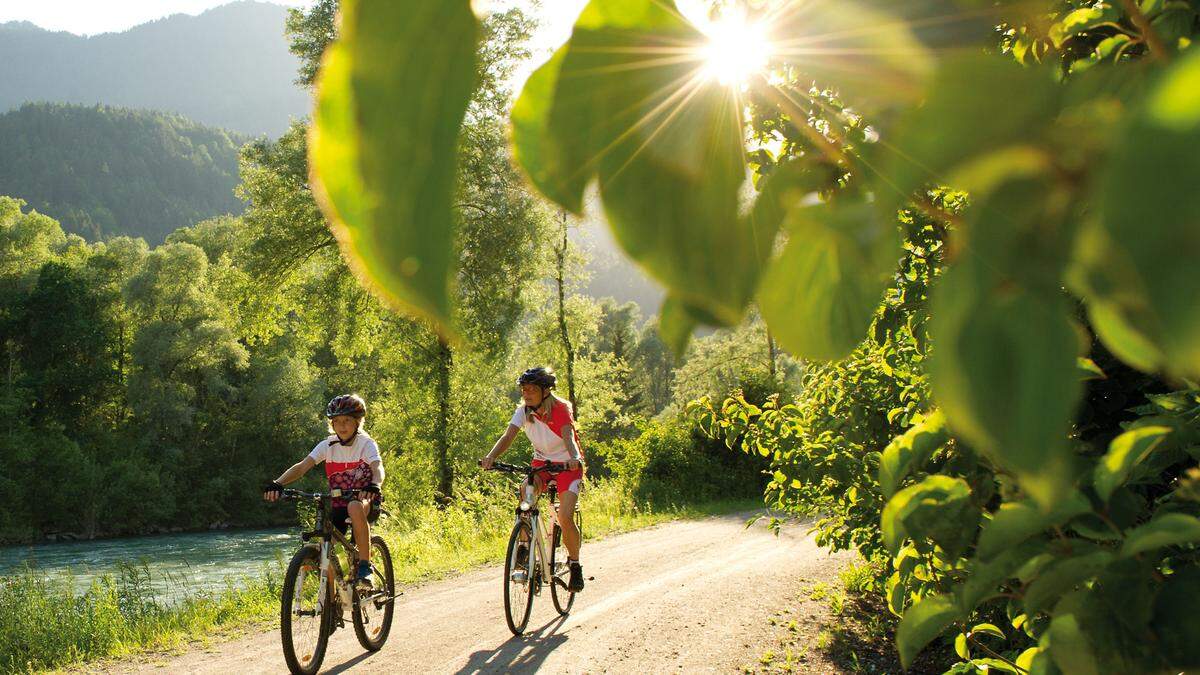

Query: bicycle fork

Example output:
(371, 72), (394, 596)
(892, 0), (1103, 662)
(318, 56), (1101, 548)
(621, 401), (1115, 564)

(310, 541), (353, 617)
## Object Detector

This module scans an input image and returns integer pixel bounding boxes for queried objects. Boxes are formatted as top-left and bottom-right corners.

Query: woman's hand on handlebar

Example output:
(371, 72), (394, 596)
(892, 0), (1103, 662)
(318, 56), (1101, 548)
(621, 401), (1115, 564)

(480, 454), (496, 471)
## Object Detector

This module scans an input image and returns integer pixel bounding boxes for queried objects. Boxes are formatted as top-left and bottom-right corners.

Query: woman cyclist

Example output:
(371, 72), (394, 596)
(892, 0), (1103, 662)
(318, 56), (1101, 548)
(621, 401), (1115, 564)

(481, 367), (585, 592)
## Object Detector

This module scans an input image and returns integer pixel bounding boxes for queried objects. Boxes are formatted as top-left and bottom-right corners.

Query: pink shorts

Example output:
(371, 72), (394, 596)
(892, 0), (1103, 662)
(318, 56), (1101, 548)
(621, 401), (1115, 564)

(531, 459), (583, 494)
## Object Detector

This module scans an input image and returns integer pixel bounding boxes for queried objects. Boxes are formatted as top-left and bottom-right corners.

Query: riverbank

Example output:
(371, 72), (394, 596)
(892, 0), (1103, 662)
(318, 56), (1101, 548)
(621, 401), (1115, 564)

(0, 480), (760, 673)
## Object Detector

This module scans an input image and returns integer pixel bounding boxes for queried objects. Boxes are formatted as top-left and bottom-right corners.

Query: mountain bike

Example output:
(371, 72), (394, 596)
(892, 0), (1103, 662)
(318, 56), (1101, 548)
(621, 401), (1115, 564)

(274, 488), (397, 675)
(483, 461), (584, 635)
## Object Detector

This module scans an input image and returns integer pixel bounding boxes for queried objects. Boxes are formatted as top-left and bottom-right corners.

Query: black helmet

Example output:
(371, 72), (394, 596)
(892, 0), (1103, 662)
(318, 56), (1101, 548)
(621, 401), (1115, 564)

(325, 394), (366, 419)
(518, 367), (556, 390)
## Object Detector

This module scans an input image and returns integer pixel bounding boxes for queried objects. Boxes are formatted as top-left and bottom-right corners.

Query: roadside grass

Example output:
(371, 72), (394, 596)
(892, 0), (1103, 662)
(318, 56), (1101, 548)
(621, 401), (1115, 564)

(0, 480), (758, 674)
(748, 558), (953, 675)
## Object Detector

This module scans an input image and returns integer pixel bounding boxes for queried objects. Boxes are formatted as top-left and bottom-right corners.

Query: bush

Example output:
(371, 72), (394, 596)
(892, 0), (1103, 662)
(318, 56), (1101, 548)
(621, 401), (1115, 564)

(595, 417), (766, 506)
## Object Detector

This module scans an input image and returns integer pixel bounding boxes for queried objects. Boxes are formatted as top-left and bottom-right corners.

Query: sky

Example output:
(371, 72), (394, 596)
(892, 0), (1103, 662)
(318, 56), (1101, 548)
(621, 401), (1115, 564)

(0, 0), (314, 36)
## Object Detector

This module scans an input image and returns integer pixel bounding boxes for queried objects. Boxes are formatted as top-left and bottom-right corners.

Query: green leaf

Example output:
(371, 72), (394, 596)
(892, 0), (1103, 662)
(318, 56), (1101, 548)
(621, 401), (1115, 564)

(956, 540), (1044, 613)
(1077, 48), (1200, 378)
(1120, 512), (1200, 557)
(929, 260), (1082, 507)
(657, 295), (698, 358)
(1046, 591), (1102, 675)
(873, 54), (1059, 215)
(1076, 357), (1106, 381)
(954, 632), (970, 659)
(511, 0), (764, 326)
(970, 623), (1005, 639)
(758, 202), (902, 361)
(767, 0), (935, 113)
(1024, 550), (1113, 616)
(1093, 425), (1172, 501)
(886, 571), (906, 617)
(1015, 647), (1042, 671)
(309, 0), (476, 331)
(881, 475), (977, 557)
(977, 493), (1091, 562)
(878, 410), (949, 499)
(1151, 568), (1200, 667)
(896, 593), (960, 669)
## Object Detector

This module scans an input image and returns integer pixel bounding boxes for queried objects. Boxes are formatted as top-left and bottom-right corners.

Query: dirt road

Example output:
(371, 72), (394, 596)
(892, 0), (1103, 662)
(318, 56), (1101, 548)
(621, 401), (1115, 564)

(105, 514), (853, 674)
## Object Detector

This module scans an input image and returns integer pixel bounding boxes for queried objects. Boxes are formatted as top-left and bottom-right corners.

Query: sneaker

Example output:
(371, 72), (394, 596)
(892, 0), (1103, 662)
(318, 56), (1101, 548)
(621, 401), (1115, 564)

(510, 568), (529, 584)
(355, 560), (373, 588)
(567, 562), (584, 592)
(515, 543), (528, 567)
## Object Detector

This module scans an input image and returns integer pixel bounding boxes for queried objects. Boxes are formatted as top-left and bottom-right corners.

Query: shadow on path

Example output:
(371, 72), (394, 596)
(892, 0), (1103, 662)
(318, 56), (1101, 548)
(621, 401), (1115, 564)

(322, 647), (380, 674)
(455, 615), (570, 674)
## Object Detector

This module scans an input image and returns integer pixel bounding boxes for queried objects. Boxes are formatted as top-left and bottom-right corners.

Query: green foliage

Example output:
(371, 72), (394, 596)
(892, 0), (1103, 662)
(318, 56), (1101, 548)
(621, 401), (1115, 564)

(0, 103), (244, 243)
(309, 0), (476, 329)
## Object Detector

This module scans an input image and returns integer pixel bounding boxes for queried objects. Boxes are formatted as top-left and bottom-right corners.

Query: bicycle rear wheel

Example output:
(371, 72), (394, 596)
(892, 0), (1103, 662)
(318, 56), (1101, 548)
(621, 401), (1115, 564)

(504, 520), (535, 635)
(551, 508), (582, 615)
(353, 536), (395, 650)
(280, 545), (330, 675)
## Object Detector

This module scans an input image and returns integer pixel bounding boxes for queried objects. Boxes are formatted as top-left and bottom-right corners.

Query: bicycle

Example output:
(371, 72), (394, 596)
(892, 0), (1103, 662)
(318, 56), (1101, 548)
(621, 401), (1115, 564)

(274, 487), (398, 675)
(483, 461), (584, 635)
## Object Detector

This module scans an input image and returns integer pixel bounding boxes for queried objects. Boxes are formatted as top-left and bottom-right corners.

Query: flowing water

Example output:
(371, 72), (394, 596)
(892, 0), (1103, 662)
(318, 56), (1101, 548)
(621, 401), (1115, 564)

(0, 528), (298, 601)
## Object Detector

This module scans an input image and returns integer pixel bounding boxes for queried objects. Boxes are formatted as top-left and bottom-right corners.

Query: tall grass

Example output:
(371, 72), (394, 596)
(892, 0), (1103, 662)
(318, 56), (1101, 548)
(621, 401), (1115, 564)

(0, 478), (756, 673)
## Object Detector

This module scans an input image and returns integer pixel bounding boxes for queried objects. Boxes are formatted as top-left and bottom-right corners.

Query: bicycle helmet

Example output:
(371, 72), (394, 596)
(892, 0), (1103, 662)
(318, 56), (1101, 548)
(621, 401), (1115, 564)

(325, 394), (367, 419)
(517, 367), (556, 390)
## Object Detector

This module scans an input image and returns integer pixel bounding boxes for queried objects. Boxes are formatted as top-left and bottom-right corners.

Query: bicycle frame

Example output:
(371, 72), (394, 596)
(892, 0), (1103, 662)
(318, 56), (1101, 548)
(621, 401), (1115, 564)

(288, 488), (371, 617)
(517, 482), (551, 590)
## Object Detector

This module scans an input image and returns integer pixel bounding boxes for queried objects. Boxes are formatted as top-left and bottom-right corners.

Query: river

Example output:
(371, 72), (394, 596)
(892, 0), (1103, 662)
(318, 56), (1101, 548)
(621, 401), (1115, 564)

(0, 528), (300, 601)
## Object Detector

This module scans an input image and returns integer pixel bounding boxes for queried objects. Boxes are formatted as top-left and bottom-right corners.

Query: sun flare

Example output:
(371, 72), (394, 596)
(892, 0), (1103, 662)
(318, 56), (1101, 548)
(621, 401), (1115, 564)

(699, 13), (772, 86)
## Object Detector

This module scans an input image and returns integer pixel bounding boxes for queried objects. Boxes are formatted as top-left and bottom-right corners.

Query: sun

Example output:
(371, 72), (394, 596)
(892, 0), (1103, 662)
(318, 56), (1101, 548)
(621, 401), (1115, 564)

(699, 12), (772, 86)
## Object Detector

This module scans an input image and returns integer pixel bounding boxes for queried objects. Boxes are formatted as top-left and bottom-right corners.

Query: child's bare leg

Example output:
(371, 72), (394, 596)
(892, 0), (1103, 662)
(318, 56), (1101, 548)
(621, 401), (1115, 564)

(347, 500), (371, 562)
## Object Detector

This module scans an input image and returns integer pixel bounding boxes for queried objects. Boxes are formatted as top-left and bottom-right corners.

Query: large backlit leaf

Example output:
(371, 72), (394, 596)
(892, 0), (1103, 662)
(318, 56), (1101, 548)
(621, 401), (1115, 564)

(511, 0), (764, 326)
(929, 261), (1082, 507)
(1120, 513), (1200, 557)
(878, 410), (949, 499)
(881, 475), (977, 557)
(309, 0), (477, 331)
(1078, 48), (1200, 377)
(976, 492), (1092, 562)
(758, 202), (901, 361)
(896, 593), (960, 669)
(872, 54), (1059, 213)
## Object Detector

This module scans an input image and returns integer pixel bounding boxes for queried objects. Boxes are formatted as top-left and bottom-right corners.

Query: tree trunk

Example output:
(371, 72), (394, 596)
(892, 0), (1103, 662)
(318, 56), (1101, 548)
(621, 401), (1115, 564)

(766, 326), (777, 380)
(555, 211), (579, 418)
(435, 336), (454, 504)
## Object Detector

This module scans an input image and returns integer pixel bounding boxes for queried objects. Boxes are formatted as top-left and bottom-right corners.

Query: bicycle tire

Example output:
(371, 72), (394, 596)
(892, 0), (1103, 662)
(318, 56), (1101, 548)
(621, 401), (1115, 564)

(353, 536), (395, 650)
(550, 508), (582, 615)
(504, 520), (535, 635)
(280, 545), (330, 675)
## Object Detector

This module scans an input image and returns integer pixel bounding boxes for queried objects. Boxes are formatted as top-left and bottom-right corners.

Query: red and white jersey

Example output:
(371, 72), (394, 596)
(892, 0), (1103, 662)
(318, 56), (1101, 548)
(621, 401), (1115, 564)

(510, 398), (581, 463)
(306, 432), (381, 505)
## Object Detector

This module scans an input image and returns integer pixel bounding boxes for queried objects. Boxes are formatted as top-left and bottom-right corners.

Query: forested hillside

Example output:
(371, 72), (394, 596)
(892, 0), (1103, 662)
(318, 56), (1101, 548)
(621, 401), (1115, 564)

(0, 103), (244, 243)
(0, 2), (308, 136)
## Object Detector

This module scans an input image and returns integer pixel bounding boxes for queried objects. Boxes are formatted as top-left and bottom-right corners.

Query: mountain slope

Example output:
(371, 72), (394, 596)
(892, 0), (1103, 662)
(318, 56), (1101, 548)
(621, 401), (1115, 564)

(0, 2), (309, 136)
(0, 103), (244, 242)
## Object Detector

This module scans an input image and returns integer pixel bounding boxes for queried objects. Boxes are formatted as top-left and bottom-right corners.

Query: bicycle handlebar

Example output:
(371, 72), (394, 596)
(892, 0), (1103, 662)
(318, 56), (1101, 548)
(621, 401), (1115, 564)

(481, 460), (571, 475)
(279, 487), (373, 501)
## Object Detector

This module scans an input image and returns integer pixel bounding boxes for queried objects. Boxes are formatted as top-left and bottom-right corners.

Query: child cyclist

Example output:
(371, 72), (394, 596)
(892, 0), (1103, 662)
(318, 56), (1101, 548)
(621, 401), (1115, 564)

(262, 394), (384, 587)
(481, 367), (585, 592)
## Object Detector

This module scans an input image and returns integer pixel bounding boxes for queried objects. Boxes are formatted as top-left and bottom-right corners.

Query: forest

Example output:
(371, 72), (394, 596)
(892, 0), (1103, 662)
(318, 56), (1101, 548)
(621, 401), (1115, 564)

(0, 103), (244, 242)
(0, 5), (774, 545)
(4, 0), (1200, 671)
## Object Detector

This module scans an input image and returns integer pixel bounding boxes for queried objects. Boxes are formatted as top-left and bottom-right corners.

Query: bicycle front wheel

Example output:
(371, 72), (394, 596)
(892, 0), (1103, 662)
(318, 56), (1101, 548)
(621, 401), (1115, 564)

(353, 536), (395, 650)
(504, 520), (535, 635)
(551, 508), (582, 615)
(280, 545), (330, 675)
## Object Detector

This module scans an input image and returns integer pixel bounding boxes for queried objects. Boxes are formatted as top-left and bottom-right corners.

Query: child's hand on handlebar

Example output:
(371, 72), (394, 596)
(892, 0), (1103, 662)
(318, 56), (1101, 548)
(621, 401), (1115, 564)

(262, 480), (283, 502)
